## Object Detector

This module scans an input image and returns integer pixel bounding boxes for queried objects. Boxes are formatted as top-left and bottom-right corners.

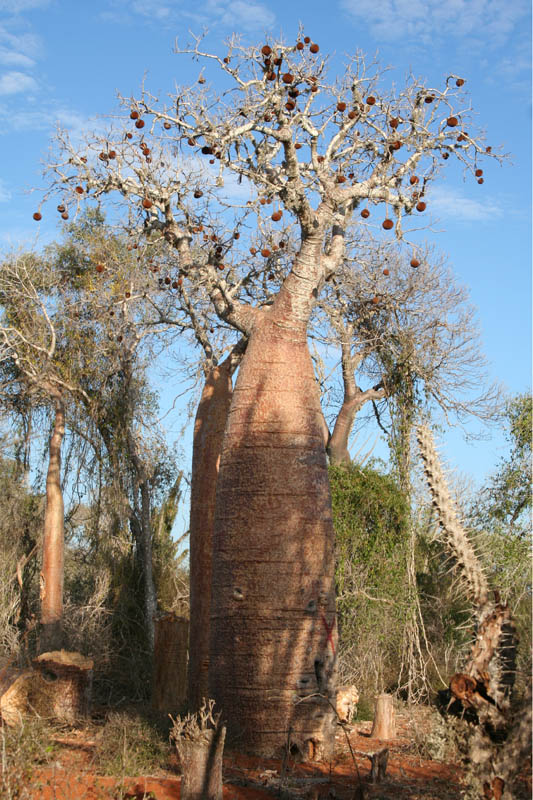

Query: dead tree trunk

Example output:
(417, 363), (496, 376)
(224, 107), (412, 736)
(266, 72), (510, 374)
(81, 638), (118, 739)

(209, 254), (338, 759)
(152, 613), (188, 715)
(370, 694), (396, 740)
(170, 699), (226, 800)
(39, 395), (65, 653)
(0, 650), (93, 725)
(188, 357), (234, 711)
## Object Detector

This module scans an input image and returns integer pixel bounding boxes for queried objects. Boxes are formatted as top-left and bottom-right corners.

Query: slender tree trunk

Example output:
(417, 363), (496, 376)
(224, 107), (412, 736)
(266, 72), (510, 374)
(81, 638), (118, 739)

(188, 358), (233, 711)
(327, 395), (367, 465)
(39, 395), (65, 653)
(209, 285), (338, 758)
(130, 475), (158, 655)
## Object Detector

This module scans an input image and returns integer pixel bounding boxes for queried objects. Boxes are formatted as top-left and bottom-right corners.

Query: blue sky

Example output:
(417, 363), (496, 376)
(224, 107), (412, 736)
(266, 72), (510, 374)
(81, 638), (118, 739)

(0, 0), (531, 494)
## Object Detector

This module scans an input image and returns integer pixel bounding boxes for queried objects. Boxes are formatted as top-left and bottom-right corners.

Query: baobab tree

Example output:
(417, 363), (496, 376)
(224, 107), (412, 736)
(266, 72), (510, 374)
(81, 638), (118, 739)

(39, 30), (500, 757)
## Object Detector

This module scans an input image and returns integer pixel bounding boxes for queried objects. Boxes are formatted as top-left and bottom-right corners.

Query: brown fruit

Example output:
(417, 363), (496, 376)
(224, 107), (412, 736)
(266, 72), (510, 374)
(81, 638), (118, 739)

(477, 178), (484, 184)
(250, 247), (257, 255)
(383, 268), (390, 276)
(361, 208), (370, 219)
(317, 155), (325, 163)
(201, 145), (213, 155)
(273, 56), (282, 66)
(234, 232), (240, 239)
(271, 210), (282, 221)
(261, 248), (271, 257)
(194, 189), (203, 198)
(348, 110), (357, 120)
(294, 142), (302, 149)
(409, 175), (419, 185)
(198, 77), (205, 84)
(164, 276), (171, 284)
(391, 140), (402, 150)
(296, 41), (304, 50)
(282, 72), (294, 84)
(416, 201), (426, 212)
(389, 117), (399, 128)
(117, 335), (123, 343)
(336, 175), (346, 183)
(61, 212), (69, 220)
(348, 172), (354, 179)
(33, 212), (42, 221)
(309, 43), (319, 53)
(130, 110), (139, 120)
(96, 263), (105, 273)
(304, 36), (311, 44)
(486, 146), (492, 153)
(425, 95), (434, 103)
(163, 122), (171, 130)
(475, 168), (483, 177)
(267, 71), (276, 81)
(285, 100), (296, 111)
(337, 101), (346, 112)
(57, 204), (65, 213)
(366, 96), (376, 105)
(410, 258), (420, 268)
(142, 147), (150, 156)
(371, 296), (380, 305)
(108, 150), (116, 158)
(125, 291), (131, 297)
(80, 156), (87, 163)
(187, 138), (196, 146)
(216, 263), (224, 270)
(209, 158), (215, 164)
(125, 132), (133, 140)
(223, 57), (230, 64)
(442, 152), (450, 159)
(172, 281), (179, 289)
(142, 198), (152, 209)
(135, 119), (145, 129)
(447, 116), (458, 127)
(99, 152), (108, 161)
(456, 78), (465, 87)
(261, 45), (272, 56)
(288, 87), (299, 97)
(382, 218), (394, 230)
(311, 85), (319, 92)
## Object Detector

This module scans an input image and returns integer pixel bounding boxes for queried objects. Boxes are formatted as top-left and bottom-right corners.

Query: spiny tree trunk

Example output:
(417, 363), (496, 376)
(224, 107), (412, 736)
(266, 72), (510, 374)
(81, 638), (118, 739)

(209, 257), (338, 759)
(39, 395), (65, 653)
(188, 357), (234, 712)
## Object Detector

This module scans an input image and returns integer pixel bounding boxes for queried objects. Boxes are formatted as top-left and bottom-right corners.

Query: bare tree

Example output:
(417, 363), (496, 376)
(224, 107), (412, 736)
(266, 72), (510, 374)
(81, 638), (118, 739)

(314, 238), (502, 465)
(39, 30), (500, 757)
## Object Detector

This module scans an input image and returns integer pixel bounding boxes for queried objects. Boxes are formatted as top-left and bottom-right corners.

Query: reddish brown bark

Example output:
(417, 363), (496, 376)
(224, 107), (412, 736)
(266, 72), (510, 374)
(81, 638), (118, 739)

(39, 396), (65, 653)
(209, 277), (338, 758)
(188, 358), (234, 711)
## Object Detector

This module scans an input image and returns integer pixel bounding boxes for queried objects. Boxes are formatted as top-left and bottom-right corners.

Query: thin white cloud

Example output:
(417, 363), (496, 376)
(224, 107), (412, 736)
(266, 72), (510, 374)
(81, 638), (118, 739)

(0, 0), (50, 11)
(103, 0), (275, 32)
(0, 178), (11, 202)
(0, 71), (38, 95)
(213, 0), (275, 31)
(339, 0), (529, 47)
(428, 185), (503, 223)
(0, 48), (34, 68)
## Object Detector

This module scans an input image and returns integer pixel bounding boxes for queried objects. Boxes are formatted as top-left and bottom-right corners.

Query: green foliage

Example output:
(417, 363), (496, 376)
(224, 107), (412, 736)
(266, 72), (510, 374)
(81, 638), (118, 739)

(330, 461), (410, 695)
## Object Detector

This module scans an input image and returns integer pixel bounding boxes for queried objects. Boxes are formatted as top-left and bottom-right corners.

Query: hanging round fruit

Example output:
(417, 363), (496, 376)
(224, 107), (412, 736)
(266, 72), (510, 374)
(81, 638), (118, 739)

(309, 43), (319, 53)
(361, 208), (370, 219)
(416, 201), (426, 212)
(410, 258), (420, 268)
(33, 212), (42, 221)
(382, 218), (394, 230)
(142, 198), (152, 209)
(446, 116), (458, 127)
(271, 210), (282, 221)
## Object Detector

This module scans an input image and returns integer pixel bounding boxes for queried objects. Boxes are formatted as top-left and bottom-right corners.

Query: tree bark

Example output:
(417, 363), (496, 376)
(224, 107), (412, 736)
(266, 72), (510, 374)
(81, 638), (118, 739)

(152, 613), (189, 714)
(370, 693), (396, 740)
(39, 395), (65, 653)
(176, 726), (226, 800)
(188, 358), (233, 711)
(209, 262), (338, 758)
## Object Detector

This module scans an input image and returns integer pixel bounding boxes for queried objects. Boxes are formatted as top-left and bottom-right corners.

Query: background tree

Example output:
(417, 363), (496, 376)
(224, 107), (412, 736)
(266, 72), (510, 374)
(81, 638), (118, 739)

(40, 30), (500, 757)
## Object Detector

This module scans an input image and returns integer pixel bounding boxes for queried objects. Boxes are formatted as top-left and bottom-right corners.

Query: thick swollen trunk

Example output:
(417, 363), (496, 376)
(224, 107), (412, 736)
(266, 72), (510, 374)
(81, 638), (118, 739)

(188, 359), (233, 711)
(39, 397), (65, 653)
(209, 310), (338, 759)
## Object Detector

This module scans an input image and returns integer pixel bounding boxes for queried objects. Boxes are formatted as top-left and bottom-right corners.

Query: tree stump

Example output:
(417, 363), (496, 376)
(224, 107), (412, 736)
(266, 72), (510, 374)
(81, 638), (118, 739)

(152, 613), (188, 714)
(0, 651), (93, 726)
(170, 699), (226, 800)
(370, 693), (396, 740)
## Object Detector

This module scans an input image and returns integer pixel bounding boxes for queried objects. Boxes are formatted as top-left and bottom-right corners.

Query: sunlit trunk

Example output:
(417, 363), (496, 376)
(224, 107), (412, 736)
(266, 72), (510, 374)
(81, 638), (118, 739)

(188, 358), (233, 711)
(39, 395), (65, 653)
(209, 275), (338, 758)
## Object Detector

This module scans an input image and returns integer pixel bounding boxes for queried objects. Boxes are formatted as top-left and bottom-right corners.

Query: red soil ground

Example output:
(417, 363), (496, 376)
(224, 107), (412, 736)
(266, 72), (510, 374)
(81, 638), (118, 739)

(28, 716), (475, 800)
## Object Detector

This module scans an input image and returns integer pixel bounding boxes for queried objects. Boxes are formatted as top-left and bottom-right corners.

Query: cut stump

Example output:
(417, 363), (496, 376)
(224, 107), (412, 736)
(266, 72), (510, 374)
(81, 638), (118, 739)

(0, 650), (93, 726)
(370, 693), (396, 740)
(170, 699), (226, 800)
